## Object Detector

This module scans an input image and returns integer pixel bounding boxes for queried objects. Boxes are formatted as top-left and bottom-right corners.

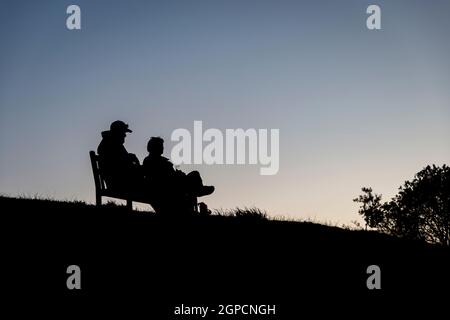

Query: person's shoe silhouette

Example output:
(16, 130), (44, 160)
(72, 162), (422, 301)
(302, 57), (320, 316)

(199, 202), (212, 215)
(198, 185), (215, 197)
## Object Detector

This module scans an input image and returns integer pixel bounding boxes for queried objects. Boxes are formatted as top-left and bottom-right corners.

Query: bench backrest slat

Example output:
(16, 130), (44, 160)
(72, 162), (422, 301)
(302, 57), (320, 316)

(89, 150), (106, 192)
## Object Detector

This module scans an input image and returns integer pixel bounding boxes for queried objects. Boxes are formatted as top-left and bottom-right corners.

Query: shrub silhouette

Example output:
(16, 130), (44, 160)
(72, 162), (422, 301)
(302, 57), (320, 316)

(354, 164), (450, 245)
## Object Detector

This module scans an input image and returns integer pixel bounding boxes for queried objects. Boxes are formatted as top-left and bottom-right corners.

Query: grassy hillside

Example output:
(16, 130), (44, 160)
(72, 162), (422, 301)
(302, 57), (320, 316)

(2, 196), (448, 317)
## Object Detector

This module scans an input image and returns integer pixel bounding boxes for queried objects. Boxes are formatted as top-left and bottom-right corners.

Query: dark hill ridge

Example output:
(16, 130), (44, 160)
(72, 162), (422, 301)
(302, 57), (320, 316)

(2, 196), (449, 317)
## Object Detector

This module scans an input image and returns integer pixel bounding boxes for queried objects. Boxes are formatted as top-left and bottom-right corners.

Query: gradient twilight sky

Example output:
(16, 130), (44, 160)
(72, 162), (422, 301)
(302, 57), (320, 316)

(1, 0), (449, 224)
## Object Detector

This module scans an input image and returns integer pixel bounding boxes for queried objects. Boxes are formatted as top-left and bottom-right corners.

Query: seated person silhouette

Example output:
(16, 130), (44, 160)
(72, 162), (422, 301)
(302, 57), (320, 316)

(97, 120), (143, 197)
(143, 137), (214, 213)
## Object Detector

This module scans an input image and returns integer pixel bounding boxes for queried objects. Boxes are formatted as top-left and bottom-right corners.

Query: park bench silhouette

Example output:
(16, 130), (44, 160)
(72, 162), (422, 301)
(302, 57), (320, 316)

(89, 150), (198, 212)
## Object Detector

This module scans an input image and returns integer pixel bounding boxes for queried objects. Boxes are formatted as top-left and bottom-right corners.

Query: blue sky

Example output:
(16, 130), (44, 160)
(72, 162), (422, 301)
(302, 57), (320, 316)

(1, 0), (449, 224)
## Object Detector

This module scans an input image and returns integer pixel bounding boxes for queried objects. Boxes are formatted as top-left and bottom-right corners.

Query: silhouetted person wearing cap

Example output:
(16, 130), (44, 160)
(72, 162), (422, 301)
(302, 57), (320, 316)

(143, 137), (214, 213)
(97, 120), (143, 196)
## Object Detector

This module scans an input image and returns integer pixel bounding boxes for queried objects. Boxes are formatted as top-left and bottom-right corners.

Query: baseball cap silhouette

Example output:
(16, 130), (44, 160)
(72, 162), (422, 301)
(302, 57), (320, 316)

(110, 120), (132, 133)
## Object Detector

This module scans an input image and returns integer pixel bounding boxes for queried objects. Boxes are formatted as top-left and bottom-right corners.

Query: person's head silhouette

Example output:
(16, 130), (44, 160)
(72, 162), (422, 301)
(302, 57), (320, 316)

(110, 120), (132, 144)
(147, 137), (164, 156)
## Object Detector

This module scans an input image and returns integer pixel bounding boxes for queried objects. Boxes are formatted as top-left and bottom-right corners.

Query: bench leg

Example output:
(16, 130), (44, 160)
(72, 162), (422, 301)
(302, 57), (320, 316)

(193, 197), (199, 213)
(96, 193), (102, 207)
(126, 200), (132, 210)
